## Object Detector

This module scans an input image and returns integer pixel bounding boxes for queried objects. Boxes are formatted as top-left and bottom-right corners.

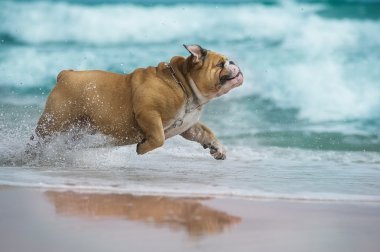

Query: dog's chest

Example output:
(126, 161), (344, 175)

(164, 105), (202, 138)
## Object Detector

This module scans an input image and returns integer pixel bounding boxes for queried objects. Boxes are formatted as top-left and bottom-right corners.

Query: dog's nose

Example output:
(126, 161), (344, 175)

(229, 61), (235, 65)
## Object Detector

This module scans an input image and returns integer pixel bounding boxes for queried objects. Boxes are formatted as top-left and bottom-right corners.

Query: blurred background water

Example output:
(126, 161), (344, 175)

(0, 0), (379, 201)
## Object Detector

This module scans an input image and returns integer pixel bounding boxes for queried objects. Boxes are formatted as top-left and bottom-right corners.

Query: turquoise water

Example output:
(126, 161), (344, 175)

(0, 0), (379, 201)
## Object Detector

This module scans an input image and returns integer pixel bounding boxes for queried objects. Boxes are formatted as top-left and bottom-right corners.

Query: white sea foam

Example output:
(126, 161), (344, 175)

(0, 2), (327, 46)
(1, 126), (380, 203)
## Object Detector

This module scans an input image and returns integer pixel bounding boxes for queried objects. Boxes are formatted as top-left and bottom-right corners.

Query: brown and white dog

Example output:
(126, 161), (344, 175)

(34, 45), (244, 160)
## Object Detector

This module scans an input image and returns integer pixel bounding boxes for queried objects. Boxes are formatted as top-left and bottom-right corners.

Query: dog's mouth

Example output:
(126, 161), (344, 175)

(216, 70), (244, 97)
(226, 71), (242, 81)
(220, 71), (243, 83)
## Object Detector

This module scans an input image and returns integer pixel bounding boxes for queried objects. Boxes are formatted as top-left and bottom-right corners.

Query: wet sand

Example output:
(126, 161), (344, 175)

(0, 187), (379, 252)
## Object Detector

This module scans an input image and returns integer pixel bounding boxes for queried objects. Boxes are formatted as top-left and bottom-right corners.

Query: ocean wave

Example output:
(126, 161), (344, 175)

(1, 0), (380, 122)
(2, 1), (379, 46)
(0, 1), (325, 45)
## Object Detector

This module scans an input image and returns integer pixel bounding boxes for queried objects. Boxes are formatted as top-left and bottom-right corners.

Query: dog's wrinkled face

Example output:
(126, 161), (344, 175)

(184, 44), (244, 99)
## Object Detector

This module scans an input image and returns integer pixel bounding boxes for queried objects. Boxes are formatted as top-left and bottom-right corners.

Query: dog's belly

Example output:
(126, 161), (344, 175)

(164, 106), (202, 139)
(93, 117), (144, 145)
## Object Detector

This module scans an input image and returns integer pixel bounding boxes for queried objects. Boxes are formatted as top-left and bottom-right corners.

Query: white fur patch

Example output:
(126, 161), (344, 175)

(164, 105), (202, 138)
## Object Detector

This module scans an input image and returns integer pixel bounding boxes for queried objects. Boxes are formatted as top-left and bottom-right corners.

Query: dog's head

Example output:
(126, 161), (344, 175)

(184, 44), (244, 99)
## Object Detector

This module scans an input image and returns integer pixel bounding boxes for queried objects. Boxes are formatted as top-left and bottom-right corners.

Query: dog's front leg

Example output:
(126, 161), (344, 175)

(181, 122), (226, 160)
(135, 111), (165, 155)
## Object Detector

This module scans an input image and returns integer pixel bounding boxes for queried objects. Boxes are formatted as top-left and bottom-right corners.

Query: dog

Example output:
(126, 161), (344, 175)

(34, 45), (244, 160)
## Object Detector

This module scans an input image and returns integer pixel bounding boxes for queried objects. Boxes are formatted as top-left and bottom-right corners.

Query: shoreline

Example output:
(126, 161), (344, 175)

(1, 181), (380, 204)
(1, 186), (380, 252)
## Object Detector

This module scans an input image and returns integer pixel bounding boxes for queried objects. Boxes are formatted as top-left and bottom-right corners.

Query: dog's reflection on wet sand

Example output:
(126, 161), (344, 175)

(45, 191), (241, 237)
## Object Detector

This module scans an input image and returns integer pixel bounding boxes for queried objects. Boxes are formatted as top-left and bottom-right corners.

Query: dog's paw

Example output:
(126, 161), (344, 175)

(136, 139), (148, 155)
(136, 142), (145, 155)
(205, 142), (226, 160)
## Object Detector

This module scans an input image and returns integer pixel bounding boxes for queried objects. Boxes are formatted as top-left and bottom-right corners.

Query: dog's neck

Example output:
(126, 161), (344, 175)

(168, 57), (210, 112)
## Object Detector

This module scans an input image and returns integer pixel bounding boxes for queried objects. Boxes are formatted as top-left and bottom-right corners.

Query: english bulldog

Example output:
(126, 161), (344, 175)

(35, 45), (244, 159)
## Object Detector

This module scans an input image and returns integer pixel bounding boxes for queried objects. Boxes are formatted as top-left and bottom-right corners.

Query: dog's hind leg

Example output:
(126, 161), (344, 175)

(35, 90), (78, 140)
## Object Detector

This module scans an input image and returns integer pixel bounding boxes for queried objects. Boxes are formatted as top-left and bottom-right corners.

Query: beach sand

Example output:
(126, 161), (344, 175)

(0, 187), (379, 252)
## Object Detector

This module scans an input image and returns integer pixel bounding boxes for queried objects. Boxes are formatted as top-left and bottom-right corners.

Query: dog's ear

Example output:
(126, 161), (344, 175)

(183, 44), (208, 63)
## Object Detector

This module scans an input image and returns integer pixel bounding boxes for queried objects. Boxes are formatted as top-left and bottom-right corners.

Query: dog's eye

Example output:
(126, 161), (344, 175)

(216, 62), (224, 68)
